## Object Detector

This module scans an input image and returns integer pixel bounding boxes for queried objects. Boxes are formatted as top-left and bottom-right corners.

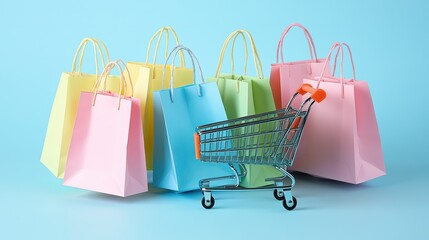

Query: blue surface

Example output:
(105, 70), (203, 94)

(0, 0), (428, 239)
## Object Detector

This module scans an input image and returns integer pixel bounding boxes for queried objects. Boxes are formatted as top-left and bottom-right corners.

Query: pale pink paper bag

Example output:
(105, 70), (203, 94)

(64, 61), (148, 196)
(292, 43), (385, 184)
(270, 23), (329, 109)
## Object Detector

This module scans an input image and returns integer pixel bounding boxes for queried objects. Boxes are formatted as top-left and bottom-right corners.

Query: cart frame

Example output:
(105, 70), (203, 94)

(194, 84), (326, 210)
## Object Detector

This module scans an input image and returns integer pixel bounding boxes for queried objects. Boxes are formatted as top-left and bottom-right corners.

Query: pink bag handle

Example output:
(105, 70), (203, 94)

(276, 23), (318, 63)
(91, 59), (133, 95)
(317, 42), (356, 98)
(92, 60), (133, 110)
(331, 43), (356, 81)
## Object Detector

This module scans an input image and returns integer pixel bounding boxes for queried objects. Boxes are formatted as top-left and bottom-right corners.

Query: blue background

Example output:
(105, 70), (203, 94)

(1, 0), (428, 239)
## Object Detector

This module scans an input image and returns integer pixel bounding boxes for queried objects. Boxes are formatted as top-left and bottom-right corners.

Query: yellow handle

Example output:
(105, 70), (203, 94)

(215, 29), (264, 79)
(71, 38), (110, 77)
(230, 32), (248, 76)
(145, 27), (185, 67)
(77, 38), (110, 73)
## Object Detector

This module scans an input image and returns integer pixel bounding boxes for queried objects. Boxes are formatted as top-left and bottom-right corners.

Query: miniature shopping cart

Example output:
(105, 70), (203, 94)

(194, 83), (326, 210)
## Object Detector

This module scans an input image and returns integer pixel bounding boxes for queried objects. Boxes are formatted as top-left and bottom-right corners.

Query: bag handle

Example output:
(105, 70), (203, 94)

(230, 31), (249, 77)
(317, 42), (356, 98)
(76, 38), (110, 74)
(92, 60), (133, 110)
(92, 59), (134, 96)
(162, 45), (204, 102)
(71, 38), (110, 76)
(331, 42), (356, 81)
(145, 27), (186, 67)
(214, 29), (264, 80)
(276, 23), (318, 63)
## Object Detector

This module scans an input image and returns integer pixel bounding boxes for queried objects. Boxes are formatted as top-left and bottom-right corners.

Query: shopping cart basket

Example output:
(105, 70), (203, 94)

(194, 83), (326, 210)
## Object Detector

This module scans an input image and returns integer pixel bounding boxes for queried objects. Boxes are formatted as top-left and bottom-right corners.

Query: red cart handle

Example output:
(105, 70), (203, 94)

(297, 83), (326, 103)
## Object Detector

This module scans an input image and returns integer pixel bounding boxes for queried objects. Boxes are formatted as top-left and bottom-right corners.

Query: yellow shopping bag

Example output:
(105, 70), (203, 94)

(41, 38), (121, 178)
(126, 27), (193, 170)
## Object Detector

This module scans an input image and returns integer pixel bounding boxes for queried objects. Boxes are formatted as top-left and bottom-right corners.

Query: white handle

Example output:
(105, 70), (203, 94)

(162, 45), (204, 102)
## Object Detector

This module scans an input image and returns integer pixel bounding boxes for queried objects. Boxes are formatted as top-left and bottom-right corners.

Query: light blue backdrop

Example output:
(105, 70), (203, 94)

(0, 0), (427, 239)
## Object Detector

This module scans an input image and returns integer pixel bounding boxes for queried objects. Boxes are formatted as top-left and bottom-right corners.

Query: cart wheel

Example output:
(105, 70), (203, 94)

(282, 196), (297, 211)
(201, 196), (215, 209)
(273, 189), (285, 200)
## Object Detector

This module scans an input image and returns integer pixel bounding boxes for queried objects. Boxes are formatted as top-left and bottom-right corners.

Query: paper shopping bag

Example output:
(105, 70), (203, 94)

(64, 60), (148, 196)
(126, 27), (193, 170)
(270, 23), (329, 109)
(153, 46), (231, 192)
(292, 43), (386, 184)
(40, 38), (121, 178)
(207, 30), (279, 188)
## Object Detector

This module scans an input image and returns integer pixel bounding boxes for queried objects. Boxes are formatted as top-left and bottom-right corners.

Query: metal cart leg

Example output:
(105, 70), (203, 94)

(200, 163), (247, 209)
(199, 163), (246, 189)
(266, 165), (298, 210)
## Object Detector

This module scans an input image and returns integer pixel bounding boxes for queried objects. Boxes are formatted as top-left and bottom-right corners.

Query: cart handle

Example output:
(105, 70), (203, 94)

(194, 133), (201, 160)
(297, 83), (326, 103)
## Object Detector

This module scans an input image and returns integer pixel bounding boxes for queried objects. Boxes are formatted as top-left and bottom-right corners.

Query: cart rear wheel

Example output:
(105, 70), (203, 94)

(282, 196), (297, 210)
(273, 189), (285, 200)
(201, 196), (215, 209)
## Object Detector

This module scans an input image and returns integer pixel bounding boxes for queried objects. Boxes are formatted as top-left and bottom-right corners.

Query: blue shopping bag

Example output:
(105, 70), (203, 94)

(153, 45), (231, 192)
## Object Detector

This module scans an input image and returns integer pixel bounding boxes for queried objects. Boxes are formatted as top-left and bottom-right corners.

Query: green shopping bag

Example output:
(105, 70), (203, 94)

(207, 30), (280, 188)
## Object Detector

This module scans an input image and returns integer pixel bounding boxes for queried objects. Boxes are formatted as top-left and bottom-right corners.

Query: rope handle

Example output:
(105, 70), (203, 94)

(215, 29), (264, 79)
(71, 38), (110, 76)
(162, 45), (204, 102)
(92, 60), (132, 110)
(316, 42), (357, 98)
(145, 27), (185, 67)
(276, 23), (318, 63)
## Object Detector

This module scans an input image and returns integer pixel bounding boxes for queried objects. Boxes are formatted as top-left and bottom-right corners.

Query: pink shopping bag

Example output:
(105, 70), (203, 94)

(292, 43), (386, 184)
(270, 23), (329, 109)
(64, 60), (148, 196)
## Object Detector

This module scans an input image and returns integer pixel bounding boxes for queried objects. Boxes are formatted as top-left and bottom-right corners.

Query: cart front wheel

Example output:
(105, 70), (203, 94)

(273, 189), (285, 200)
(282, 196), (297, 211)
(201, 196), (215, 209)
